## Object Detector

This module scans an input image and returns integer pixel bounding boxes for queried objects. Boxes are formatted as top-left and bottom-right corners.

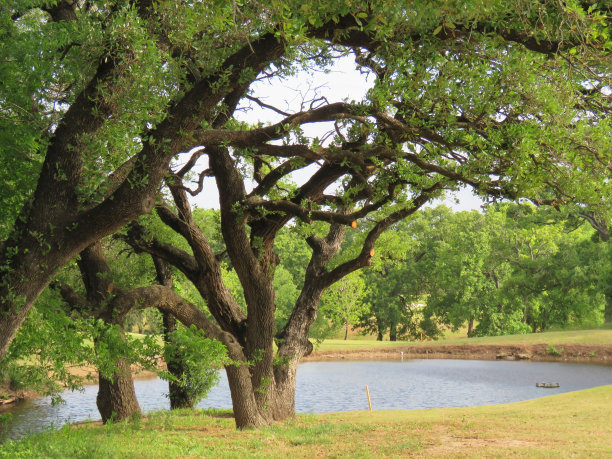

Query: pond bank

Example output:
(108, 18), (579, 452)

(302, 342), (612, 365)
(0, 365), (159, 408)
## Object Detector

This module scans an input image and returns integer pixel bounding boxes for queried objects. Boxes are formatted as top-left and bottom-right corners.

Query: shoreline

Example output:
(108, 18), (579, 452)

(302, 342), (612, 365)
(0, 365), (161, 408)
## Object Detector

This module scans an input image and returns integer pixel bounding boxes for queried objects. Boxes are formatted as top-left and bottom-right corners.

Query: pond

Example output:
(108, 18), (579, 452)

(2, 359), (611, 442)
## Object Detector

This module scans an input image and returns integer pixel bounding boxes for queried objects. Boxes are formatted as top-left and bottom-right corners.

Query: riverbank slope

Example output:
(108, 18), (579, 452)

(303, 328), (612, 364)
(303, 342), (612, 364)
(2, 384), (610, 457)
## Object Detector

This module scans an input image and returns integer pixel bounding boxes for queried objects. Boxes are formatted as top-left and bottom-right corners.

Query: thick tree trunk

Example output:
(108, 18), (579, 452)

(270, 359), (300, 421)
(389, 322), (397, 341)
(96, 358), (141, 423)
(79, 243), (141, 422)
(605, 295), (612, 324)
(377, 331), (383, 341)
(225, 363), (268, 428)
(467, 318), (475, 337)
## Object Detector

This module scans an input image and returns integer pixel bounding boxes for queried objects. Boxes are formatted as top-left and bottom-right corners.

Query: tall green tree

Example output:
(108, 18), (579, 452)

(357, 206), (453, 340)
(420, 204), (605, 336)
(495, 205), (605, 331)
(319, 271), (367, 340)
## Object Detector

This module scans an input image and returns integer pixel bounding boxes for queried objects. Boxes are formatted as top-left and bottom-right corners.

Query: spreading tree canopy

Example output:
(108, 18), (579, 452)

(1, 1), (610, 427)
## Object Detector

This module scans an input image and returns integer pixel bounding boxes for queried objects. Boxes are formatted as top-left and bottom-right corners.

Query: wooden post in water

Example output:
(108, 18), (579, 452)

(366, 385), (372, 411)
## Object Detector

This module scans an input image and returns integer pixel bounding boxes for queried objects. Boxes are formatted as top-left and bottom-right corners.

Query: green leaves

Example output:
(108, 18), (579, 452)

(356, 203), (607, 339)
(319, 271), (367, 339)
(160, 325), (227, 405)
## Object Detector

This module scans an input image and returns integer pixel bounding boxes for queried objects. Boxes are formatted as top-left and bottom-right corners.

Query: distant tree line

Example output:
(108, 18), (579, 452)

(271, 204), (609, 340)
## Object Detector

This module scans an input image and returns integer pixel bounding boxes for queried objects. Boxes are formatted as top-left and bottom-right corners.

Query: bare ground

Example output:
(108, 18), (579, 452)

(301, 343), (612, 365)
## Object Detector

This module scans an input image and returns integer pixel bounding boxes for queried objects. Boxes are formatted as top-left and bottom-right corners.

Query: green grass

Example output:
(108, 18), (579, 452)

(314, 339), (418, 351)
(2, 387), (611, 458)
(314, 326), (612, 352)
(434, 327), (612, 346)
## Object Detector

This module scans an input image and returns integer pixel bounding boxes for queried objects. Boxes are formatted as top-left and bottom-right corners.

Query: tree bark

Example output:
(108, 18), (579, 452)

(270, 359), (301, 421)
(389, 321), (397, 341)
(78, 243), (141, 423)
(467, 318), (475, 337)
(225, 364), (268, 428)
(96, 353), (141, 423)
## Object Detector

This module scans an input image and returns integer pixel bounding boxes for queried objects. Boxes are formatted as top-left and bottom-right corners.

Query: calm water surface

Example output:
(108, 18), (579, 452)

(2, 359), (611, 441)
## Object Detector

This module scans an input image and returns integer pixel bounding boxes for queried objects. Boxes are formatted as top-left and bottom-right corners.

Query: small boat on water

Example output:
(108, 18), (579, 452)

(536, 382), (560, 388)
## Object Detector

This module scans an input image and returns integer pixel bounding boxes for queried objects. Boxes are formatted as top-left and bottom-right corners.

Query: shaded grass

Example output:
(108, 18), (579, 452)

(2, 386), (610, 458)
(315, 327), (612, 352)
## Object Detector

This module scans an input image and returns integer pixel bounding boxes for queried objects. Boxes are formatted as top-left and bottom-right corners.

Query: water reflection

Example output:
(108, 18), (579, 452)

(2, 359), (611, 441)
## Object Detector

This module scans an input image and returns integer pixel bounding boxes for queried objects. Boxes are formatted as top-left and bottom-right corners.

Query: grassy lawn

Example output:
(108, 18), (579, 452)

(315, 326), (612, 352)
(2, 385), (610, 458)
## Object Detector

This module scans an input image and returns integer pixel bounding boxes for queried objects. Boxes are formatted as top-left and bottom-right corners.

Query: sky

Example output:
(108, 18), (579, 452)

(188, 53), (486, 213)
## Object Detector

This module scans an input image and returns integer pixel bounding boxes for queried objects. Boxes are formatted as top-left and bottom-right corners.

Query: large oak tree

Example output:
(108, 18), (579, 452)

(1, 1), (610, 428)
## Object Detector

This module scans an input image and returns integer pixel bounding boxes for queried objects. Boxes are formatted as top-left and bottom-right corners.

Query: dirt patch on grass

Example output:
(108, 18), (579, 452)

(70, 420), (104, 429)
(425, 435), (535, 456)
(302, 343), (612, 365)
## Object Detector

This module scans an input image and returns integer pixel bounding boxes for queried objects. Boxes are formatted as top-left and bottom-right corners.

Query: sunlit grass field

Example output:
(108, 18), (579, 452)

(2, 385), (610, 458)
(315, 324), (612, 352)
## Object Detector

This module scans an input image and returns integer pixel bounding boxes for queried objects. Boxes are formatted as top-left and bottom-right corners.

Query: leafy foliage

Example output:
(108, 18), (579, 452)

(357, 204), (607, 339)
(1, 0), (610, 428)
(159, 325), (227, 407)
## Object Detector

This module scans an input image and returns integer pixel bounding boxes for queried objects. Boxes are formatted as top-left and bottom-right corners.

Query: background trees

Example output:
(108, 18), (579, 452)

(319, 272), (367, 340)
(356, 204), (608, 339)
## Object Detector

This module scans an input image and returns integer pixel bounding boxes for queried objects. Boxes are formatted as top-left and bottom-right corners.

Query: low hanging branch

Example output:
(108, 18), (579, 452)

(322, 186), (443, 288)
